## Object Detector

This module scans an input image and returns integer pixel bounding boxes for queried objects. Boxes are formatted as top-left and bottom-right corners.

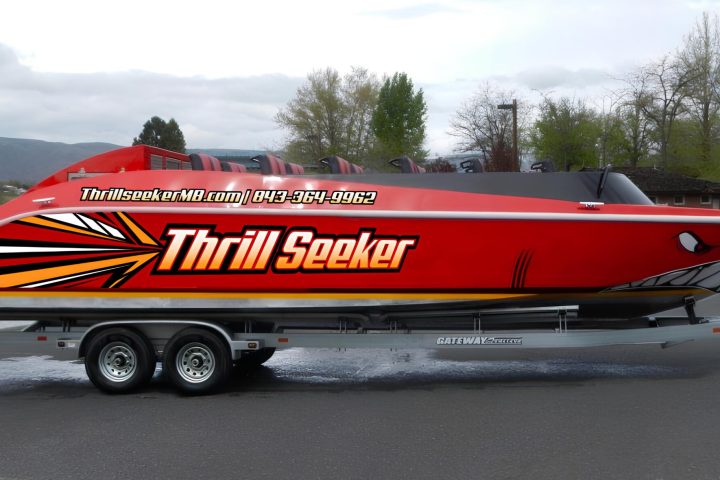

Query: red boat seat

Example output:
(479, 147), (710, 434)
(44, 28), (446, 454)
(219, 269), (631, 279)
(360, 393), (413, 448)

(221, 161), (248, 173)
(252, 154), (288, 175)
(460, 158), (484, 173)
(189, 153), (222, 171)
(286, 162), (305, 175)
(320, 156), (364, 174)
(390, 156), (425, 173)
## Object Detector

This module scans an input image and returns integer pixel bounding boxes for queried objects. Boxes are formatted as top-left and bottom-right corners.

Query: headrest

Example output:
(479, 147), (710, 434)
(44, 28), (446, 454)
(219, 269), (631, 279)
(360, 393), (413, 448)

(460, 158), (484, 173)
(531, 160), (555, 173)
(320, 156), (364, 174)
(252, 154), (288, 175)
(390, 156), (425, 174)
(221, 162), (248, 173)
(286, 162), (305, 175)
(189, 153), (222, 171)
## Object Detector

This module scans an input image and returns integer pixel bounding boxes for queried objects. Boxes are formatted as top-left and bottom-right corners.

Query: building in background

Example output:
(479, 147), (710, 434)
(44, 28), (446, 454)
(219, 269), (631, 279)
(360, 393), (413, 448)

(614, 167), (720, 209)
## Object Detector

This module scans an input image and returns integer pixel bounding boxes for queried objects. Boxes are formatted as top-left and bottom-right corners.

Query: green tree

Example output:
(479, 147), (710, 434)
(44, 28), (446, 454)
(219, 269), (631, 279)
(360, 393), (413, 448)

(276, 67), (380, 165)
(667, 116), (705, 175)
(371, 72), (428, 161)
(132, 116), (187, 153)
(342, 68), (381, 163)
(595, 105), (629, 167)
(530, 97), (602, 171)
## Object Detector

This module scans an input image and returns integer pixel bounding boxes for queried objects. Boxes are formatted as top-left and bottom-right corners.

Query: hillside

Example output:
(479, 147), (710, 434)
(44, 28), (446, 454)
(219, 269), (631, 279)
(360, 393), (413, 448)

(0, 137), (121, 184)
(0, 137), (265, 184)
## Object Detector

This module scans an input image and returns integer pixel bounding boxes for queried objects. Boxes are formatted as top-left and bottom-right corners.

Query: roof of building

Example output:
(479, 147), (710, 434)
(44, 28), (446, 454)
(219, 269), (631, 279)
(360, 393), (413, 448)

(612, 167), (720, 195)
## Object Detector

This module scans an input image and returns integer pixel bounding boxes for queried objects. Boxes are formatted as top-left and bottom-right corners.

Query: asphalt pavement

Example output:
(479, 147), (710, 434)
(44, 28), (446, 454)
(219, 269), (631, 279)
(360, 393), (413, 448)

(2, 301), (720, 479)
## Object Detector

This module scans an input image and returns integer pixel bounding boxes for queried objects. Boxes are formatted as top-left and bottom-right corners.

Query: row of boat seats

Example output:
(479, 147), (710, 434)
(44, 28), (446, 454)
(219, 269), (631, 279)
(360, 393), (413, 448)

(320, 156), (364, 174)
(390, 156), (426, 174)
(189, 153), (248, 173)
(252, 154), (305, 175)
(460, 158), (484, 173)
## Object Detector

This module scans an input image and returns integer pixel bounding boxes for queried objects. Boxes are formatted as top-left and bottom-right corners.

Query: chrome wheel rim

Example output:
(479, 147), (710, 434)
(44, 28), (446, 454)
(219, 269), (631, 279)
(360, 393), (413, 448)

(99, 342), (137, 383)
(176, 342), (215, 384)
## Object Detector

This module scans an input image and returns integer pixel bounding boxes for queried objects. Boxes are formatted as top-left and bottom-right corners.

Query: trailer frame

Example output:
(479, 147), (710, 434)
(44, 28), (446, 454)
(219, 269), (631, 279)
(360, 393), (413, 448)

(1, 308), (720, 393)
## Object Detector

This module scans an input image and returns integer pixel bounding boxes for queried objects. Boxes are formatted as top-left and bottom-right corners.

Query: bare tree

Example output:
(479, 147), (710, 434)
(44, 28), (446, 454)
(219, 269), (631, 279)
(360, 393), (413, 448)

(592, 95), (624, 167)
(633, 55), (696, 168)
(448, 83), (528, 170)
(425, 158), (457, 172)
(616, 100), (651, 167)
(612, 80), (652, 167)
(678, 11), (720, 163)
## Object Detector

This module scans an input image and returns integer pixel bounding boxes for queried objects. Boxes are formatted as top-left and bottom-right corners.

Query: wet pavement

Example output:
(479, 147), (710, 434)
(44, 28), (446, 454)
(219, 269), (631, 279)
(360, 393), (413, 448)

(1, 342), (720, 479)
(0, 342), (704, 395)
(2, 301), (720, 479)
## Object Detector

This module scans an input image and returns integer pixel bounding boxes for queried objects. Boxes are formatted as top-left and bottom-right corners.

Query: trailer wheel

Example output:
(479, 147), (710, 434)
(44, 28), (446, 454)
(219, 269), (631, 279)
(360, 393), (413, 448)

(85, 328), (156, 394)
(163, 328), (231, 394)
(236, 348), (276, 369)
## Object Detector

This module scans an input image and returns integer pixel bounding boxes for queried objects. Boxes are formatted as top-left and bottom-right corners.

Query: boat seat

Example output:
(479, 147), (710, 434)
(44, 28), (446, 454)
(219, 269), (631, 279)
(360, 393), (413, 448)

(252, 154), (305, 175)
(189, 153), (222, 171)
(221, 161), (248, 173)
(460, 158), (484, 173)
(390, 156), (425, 173)
(252, 154), (288, 175)
(320, 156), (364, 174)
(286, 162), (305, 175)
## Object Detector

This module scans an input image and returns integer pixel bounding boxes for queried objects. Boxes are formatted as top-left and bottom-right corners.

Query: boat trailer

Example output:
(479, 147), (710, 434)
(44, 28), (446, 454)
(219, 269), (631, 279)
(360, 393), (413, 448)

(1, 305), (719, 394)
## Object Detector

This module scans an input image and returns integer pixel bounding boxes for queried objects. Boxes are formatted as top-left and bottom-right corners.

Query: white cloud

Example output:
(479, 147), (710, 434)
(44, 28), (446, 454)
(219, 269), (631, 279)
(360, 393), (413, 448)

(0, 43), (300, 148)
(363, 3), (464, 19)
(514, 66), (613, 91)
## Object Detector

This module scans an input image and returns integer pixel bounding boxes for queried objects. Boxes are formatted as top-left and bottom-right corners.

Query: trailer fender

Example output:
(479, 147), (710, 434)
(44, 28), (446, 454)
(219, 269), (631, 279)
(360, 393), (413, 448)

(78, 320), (237, 359)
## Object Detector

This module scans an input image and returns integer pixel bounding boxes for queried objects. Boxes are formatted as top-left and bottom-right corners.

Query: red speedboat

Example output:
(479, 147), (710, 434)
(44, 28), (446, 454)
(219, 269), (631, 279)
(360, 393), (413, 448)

(1, 145), (719, 329)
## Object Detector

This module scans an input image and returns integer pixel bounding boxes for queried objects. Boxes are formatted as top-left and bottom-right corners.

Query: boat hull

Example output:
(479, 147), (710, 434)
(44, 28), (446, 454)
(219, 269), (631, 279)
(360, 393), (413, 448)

(2, 207), (720, 320)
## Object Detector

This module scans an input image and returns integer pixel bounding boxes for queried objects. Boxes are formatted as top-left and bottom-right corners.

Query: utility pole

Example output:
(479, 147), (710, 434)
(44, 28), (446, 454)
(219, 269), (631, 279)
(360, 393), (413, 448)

(497, 99), (518, 171)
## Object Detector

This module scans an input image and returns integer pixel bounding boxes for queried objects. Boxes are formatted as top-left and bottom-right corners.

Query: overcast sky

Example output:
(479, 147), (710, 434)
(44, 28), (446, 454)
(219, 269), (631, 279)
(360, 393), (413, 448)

(1, 0), (719, 155)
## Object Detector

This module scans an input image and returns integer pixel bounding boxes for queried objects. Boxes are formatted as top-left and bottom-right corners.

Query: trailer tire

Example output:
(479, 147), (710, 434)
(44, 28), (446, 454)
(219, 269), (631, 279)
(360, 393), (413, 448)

(236, 347), (276, 369)
(163, 328), (231, 395)
(84, 328), (156, 394)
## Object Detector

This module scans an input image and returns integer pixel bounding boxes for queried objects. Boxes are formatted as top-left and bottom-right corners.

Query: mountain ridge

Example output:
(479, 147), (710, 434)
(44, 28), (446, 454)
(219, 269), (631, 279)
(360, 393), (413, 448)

(0, 137), (265, 184)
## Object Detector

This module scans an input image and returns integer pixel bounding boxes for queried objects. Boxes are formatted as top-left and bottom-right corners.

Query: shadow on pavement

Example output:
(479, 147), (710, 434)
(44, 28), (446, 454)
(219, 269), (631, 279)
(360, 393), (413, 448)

(2, 341), (718, 397)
